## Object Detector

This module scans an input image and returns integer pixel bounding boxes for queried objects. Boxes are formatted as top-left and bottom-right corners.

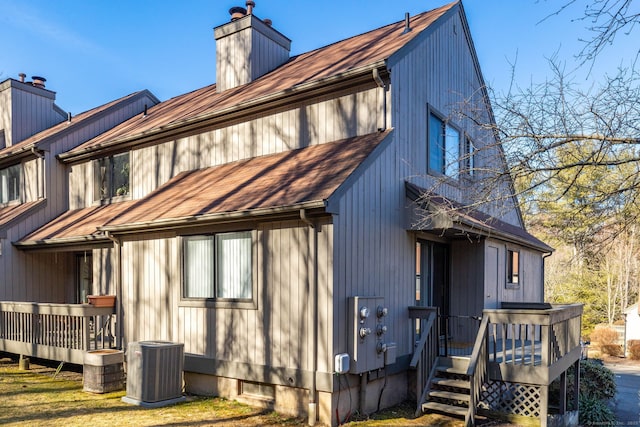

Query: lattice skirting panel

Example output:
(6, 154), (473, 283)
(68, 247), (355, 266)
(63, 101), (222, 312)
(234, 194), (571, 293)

(479, 380), (542, 418)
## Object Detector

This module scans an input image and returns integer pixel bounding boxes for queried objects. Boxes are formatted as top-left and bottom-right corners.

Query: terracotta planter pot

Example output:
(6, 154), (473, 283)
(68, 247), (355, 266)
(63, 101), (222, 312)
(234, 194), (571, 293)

(87, 295), (116, 307)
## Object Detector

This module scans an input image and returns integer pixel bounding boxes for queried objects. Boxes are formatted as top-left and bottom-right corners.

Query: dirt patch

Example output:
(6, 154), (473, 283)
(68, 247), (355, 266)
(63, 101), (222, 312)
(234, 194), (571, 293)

(597, 354), (640, 368)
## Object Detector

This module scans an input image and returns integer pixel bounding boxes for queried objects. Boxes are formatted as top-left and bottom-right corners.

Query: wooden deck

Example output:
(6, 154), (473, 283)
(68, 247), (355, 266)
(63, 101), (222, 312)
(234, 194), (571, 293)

(411, 303), (583, 427)
(0, 301), (116, 365)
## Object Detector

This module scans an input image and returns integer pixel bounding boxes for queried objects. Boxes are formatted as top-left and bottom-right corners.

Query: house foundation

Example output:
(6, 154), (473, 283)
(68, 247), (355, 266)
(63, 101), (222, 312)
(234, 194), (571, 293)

(184, 370), (408, 426)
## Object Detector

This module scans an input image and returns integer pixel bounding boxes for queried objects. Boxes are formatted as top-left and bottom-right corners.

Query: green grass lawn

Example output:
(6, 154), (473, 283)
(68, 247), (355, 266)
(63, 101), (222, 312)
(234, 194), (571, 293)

(0, 357), (464, 426)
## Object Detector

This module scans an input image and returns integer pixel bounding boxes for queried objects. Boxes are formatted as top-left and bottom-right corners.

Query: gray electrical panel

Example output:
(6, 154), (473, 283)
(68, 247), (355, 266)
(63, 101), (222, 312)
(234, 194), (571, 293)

(348, 296), (390, 373)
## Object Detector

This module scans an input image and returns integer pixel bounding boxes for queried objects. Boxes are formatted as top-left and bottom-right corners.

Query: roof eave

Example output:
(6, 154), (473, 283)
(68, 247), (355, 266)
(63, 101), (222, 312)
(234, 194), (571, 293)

(13, 235), (112, 252)
(98, 200), (328, 235)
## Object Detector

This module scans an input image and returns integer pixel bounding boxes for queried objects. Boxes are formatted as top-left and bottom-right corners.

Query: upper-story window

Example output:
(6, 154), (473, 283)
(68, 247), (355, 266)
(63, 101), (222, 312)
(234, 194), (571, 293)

(94, 152), (130, 201)
(428, 110), (460, 178)
(0, 164), (21, 204)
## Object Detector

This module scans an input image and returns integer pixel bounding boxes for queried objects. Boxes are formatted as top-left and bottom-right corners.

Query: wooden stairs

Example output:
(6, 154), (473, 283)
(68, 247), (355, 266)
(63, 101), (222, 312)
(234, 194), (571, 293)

(421, 356), (472, 421)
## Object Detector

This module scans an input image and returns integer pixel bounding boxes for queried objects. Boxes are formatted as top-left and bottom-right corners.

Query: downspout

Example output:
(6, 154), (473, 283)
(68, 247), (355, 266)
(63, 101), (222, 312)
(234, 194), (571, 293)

(372, 68), (387, 131)
(542, 252), (552, 301)
(30, 147), (45, 199)
(105, 231), (124, 349)
(301, 209), (318, 426)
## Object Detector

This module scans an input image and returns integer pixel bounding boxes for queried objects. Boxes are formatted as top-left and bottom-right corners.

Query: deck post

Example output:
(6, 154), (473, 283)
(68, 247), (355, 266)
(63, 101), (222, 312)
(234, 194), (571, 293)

(558, 370), (567, 414)
(539, 384), (548, 427)
(541, 324), (550, 367)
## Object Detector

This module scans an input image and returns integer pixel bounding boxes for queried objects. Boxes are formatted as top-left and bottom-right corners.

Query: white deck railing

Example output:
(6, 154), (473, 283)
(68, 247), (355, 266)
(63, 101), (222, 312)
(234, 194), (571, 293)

(0, 301), (116, 365)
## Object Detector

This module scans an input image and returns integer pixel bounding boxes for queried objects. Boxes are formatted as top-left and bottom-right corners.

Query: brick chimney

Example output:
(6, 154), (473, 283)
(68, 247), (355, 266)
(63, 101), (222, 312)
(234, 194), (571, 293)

(214, 1), (291, 92)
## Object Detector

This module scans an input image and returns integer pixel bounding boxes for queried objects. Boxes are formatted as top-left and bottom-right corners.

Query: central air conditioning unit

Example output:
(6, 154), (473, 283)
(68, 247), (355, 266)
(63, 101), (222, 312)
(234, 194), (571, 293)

(121, 341), (186, 408)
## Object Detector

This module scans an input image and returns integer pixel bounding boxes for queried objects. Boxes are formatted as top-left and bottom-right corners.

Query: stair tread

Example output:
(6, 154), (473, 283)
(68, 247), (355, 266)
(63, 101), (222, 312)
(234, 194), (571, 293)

(432, 378), (470, 389)
(429, 390), (470, 401)
(437, 366), (468, 375)
(422, 401), (468, 417)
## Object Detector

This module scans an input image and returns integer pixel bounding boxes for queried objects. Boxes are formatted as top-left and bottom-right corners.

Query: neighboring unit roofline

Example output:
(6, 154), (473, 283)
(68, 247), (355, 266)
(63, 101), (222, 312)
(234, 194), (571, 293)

(0, 78), (57, 99)
(57, 61), (389, 163)
(0, 90), (159, 167)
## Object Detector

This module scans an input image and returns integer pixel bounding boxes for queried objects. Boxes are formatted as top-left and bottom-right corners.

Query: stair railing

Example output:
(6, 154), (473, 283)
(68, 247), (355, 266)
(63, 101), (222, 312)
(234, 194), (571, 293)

(408, 306), (439, 417)
(465, 314), (490, 427)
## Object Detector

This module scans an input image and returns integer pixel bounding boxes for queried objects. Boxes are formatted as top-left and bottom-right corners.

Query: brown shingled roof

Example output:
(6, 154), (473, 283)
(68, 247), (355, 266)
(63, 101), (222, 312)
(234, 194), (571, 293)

(0, 200), (45, 229)
(406, 182), (553, 252)
(17, 200), (138, 246)
(17, 131), (391, 245)
(62, 2), (456, 157)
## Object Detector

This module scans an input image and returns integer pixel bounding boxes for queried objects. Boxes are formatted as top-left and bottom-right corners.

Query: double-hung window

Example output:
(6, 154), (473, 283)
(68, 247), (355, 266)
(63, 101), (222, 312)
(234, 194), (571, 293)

(183, 231), (254, 303)
(428, 110), (461, 178)
(94, 152), (130, 201)
(0, 164), (21, 204)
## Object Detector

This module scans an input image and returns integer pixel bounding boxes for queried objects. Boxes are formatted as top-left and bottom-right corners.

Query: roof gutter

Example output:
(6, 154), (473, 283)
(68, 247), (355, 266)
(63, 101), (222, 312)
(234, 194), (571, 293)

(447, 220), (554, 253)
(58, 61), (389, 164)
(13, 235), (112, 251)
(98, 200), (328, 235)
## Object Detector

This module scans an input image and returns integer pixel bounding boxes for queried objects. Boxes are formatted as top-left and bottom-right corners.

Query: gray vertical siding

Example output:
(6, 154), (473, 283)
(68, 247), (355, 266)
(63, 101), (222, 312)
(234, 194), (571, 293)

(76, 88), (382, 203)
(0, 93), (157, 303)
(330, 7), (540, 361)
(118, 220), (334, 374)
(332, 139), (418, 357)
(389, 8), (521, 227)
(485, 238), (545, 306)
(215, 16), (290, 92)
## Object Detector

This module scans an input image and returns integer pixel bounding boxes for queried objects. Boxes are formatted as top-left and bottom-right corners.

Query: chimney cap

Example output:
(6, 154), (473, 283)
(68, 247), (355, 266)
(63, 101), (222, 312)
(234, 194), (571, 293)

(229, 6), (247, 21)
(31, 76), (46, 88)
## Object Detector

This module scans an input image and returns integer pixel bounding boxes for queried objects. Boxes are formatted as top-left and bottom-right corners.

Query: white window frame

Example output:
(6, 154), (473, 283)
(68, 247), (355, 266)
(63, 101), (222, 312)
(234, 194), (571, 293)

(0, 163), (22, 205)
(428, 107), (461, 178)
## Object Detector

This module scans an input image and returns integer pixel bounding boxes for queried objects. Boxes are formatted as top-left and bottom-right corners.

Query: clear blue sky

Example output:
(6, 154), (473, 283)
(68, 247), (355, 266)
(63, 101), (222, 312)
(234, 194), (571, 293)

(1, 0), (636, 115)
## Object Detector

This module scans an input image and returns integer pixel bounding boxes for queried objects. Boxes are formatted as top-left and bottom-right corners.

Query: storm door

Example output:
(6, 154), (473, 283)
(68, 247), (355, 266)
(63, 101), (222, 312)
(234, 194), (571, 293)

(76, 253), (93, 304)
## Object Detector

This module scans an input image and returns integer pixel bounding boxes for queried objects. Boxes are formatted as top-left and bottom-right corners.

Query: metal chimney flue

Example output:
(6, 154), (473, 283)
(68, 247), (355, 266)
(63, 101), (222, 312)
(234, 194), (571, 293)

(402, 12), (412, 34)
(18, 73), (26, 83)
(246, 1), (255, 15)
